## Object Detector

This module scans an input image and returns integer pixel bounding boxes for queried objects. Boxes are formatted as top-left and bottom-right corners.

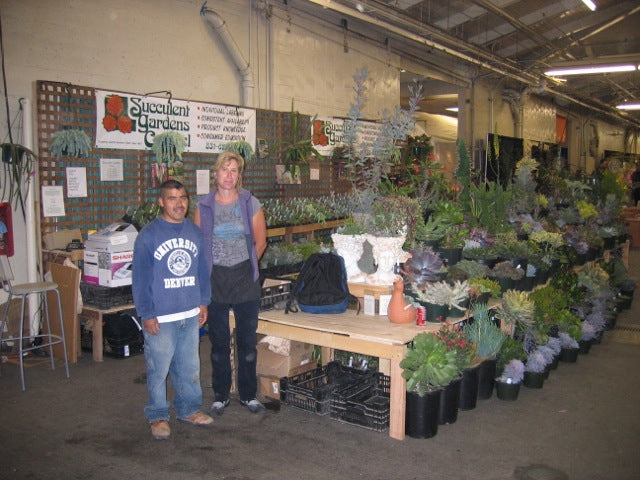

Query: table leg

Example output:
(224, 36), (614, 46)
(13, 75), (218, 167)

(388, 358), (406, 440)
(91, 313), (103, 362)
(321, 346), (333, 364)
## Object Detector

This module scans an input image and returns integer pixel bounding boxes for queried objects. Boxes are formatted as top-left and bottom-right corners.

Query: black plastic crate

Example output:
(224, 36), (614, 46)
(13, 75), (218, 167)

(330, 372), (391, 432)
(279, 361), (375, 415)
(80, 282), (133, 309)
(260, 279), (291, 311)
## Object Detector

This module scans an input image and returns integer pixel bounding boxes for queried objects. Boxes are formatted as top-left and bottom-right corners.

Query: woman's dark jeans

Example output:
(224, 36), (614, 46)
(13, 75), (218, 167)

(207, 299), (260, 402)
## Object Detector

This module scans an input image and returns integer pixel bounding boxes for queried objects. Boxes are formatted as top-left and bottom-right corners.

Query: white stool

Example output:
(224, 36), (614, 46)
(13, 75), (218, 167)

(0, 255), (70, 391)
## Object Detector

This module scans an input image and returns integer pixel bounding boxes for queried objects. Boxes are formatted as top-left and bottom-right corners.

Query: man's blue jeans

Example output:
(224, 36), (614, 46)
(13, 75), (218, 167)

(143, 315), (203, 422)
(207, 299), (260, 402)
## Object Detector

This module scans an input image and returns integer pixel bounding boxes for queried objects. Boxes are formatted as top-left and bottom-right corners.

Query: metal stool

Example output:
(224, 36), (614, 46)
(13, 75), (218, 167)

(0, 255), (70, 391)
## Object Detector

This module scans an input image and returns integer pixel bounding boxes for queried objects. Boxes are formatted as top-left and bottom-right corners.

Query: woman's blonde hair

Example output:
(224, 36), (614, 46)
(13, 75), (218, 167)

(213, 151), (244, 191)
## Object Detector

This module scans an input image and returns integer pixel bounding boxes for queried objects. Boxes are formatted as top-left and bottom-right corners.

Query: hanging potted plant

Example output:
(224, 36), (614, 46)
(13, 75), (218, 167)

(1, 143), (37, 218)
(151, 131), (187, 183)
(276, 101), (323, 183)
(50, 128), (92, 158)
(223, 140), (253, 162)
(400, 332), (458, 438)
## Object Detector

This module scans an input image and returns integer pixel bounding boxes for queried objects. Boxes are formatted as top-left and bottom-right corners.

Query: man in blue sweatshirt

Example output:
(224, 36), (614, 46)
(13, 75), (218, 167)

(132, 179), (213, 440)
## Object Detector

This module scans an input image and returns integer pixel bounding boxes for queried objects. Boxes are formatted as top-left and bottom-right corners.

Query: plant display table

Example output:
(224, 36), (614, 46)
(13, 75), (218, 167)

(79, 303), (135, 362)
(251, 308), (450, 441)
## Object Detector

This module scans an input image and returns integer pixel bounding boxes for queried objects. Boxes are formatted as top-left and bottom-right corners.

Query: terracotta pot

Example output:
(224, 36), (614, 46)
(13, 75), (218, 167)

(388, 279), (416, 324)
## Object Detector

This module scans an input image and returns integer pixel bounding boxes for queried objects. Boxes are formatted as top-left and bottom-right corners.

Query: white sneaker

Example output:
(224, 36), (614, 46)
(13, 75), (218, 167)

(239, 398), (265, 414)
(210, 399), (230, 416)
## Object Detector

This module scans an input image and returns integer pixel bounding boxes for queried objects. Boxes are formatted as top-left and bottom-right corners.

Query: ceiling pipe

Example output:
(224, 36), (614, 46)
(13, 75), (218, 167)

(303, 0), (640, 127)
(200, 2), (255, 107)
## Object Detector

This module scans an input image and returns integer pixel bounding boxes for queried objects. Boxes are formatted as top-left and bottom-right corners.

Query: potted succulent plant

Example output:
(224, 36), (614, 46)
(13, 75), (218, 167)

(523, 349), (547, 388)
(448, 259), (489, 282)
(434, 323), (475, 424)
(448, 280), (470, 317)
(409, 280), (452, 323)
(401, 246), (446, 287)
(495, 358), (525, 401)
(495, 289), (535, 337)
(401, 332), (458, 438)
(468, 277), (501, 305)
(463, 302), (507, 400)
(558, 331), (580, 363)
(489, 260), (525, 293)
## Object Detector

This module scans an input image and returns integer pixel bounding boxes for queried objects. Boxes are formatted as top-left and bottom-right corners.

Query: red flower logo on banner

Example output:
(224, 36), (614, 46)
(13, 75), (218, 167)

(102, 115), (117, 132)
(102, 94), (134, 134)
(117, 115), (133, 133)
(106, 95), (124, 116)
(312, 119), (328, 146)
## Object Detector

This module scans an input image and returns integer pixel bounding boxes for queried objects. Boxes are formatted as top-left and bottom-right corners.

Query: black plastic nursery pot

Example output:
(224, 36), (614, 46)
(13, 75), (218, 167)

(592, 330), (604, 345)
(458, 364), (480, 410)
(523, 371), (545, 389)
(477, 358), (497, 400)
(437, 247), (462, 267)
(406, 389), (441, 439)
(578, 339), (592, 354)
(425, 302), (449, 323)
(438, 377), (461, 425)
(559, 347), (579, 363)
(495, 380), (520, 401)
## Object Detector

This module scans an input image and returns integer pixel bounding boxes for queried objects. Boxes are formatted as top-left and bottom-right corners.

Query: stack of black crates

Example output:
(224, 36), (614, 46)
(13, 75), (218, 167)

(279, 361), (391, 432)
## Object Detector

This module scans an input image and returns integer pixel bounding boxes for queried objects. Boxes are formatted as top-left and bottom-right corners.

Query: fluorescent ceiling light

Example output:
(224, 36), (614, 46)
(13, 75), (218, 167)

(617, 103), (640, 110)
(581, 0), (597, 11)
(446, 107), (459, 112)
(545, 64), (636, 76)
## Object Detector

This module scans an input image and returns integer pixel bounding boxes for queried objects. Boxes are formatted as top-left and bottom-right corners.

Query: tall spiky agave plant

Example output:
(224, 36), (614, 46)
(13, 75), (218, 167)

(496, 290), (535, 335)
(464, 302), (507, 359)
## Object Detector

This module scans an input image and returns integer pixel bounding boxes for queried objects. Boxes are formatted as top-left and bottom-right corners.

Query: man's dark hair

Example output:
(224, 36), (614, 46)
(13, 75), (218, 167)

(159, 179), (186, 193)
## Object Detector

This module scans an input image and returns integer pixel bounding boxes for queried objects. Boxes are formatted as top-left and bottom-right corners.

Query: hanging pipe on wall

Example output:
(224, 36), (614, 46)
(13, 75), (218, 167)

(200, 1), (255, 107)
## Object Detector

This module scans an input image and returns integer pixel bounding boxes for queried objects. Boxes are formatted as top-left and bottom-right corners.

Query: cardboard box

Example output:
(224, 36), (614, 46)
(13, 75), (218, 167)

(43, 228), (82, 250)
(259, 360), (318, 399)
(257, 340), (314, 378)
(83, 250), (133, 287)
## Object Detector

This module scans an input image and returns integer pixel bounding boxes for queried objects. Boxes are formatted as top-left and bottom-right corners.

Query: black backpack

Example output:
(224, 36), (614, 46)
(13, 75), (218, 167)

(285, 253), (356, 314)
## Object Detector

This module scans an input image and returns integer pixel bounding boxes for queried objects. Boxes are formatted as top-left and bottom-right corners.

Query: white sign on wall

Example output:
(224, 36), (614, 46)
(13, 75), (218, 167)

(312, 117), (383, 157)
(95, 90), (256, 154)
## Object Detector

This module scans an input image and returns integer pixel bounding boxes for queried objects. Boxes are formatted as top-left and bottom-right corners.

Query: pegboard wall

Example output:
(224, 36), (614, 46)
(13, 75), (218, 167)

(36, 81), (350, 239)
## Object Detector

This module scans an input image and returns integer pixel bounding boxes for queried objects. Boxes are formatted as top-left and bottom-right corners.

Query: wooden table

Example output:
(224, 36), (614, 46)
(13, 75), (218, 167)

(79, 303), (135, 362)
(252, 308), (451, 441)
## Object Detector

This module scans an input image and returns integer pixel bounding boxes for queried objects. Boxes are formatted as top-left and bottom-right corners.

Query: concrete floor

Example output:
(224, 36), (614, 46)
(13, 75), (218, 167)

(2, 251), (640, 480)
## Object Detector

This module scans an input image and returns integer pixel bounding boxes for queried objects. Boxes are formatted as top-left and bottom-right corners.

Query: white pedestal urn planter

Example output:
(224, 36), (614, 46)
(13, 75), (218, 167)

(365, 234), (410, 286)
(331, 233), (367, 283)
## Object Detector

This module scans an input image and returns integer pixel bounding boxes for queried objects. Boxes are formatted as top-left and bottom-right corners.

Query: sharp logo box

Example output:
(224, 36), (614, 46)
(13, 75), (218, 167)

(83, 250), (134, 287)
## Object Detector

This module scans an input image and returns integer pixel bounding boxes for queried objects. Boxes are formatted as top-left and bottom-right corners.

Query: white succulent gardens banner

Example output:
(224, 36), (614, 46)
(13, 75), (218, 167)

(94, 89), (256, 154)
(312, 117), (383, 157)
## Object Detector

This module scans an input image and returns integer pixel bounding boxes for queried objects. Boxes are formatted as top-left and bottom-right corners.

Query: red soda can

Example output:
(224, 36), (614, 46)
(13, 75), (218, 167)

(416, 306), (426, 326)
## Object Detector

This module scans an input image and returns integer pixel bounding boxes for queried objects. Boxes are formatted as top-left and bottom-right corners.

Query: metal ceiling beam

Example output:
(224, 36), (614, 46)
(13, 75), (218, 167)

(299, 0), (640, 126)
(538, 4), (640, 64)
(468, 0), (562, 57)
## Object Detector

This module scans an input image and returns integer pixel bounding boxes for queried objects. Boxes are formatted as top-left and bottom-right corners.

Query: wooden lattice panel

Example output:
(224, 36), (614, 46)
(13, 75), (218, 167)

(36, 81), (349, 241)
